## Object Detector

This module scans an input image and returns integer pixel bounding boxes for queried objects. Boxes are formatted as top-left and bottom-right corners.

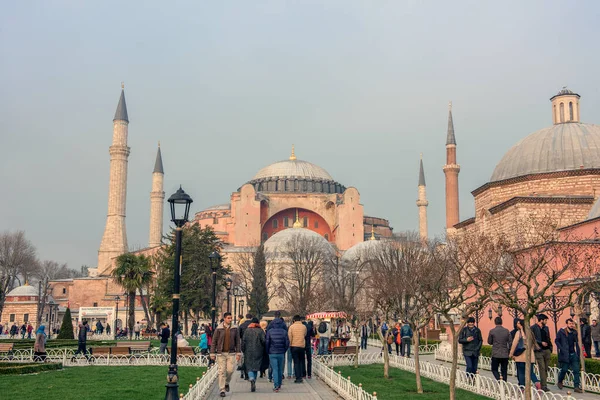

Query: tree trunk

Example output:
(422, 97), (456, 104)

(414, 329), (423, 394)
(379, 327), (389, 378)
(446, 314), (465, 400)
(523, 317), (533, 400)
(354, 326), (360, 369)
(575, 312), (586, 391)
(128, 290), (135, 339)
(184, 311), (189, 336)
(138, 287), (151, 326)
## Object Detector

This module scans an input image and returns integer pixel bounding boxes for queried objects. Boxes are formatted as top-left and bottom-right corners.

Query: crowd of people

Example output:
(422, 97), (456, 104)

(462, 314), (590, 393)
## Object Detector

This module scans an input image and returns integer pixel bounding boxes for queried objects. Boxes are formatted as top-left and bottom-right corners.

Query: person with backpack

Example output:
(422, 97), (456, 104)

(317, 319), (330, 355)
(400, 321), (413, 357)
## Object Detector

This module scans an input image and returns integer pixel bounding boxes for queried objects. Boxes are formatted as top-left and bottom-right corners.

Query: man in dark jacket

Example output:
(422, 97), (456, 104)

(531, 314), (552, 391)
(555, 318), (582, 393)
(458, 317), (483, 374)
(400, 321), (413, 357)
(158, 322), (170, 354)
(581, 317), (592, 359)
(210, 312), (241, 398)
(266, 317), (289, 392)
(487, 317), (511, 381)
(303, 318), (314, 379)
(241, 318), (265, 393)
(72, 320), (90, 361)
(591, 319), (600, 357)
(238, 313), (253, 380)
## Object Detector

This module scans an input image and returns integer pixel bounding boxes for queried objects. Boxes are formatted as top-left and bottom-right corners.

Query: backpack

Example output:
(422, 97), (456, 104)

(318, 322), (327, 334)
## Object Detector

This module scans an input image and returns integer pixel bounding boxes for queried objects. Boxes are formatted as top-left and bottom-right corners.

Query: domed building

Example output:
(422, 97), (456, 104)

(2, 283), (59, 330)
(194, 146), (393, 251)
(454, 88), (600, 236)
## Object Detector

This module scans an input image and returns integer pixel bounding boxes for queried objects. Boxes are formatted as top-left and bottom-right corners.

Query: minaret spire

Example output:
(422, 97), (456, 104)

(149, 143), (165, 247)
(98, 85), (131, 274)
(417, 154), (429, 241)
(443, 102), (460, 234)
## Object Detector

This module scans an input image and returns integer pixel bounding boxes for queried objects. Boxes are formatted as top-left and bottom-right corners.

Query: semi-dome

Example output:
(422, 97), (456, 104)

(342, 239), (383, 263)
(7, 283), (38, 297)
(491, 123), (600, 182)
(264, 228), (334, 259)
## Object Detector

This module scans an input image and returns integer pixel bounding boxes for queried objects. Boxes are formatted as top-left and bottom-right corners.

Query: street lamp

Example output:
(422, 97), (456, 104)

(114, 295), (120, 339)
(233, 286), (241, 322)
(239, 299), (245, 318)
(165, 185), (193, 400)
(225, 277), (232, 314)
(209, 251), (222, 331)
(584, 297), (592, 319)
(488, 308), (493, 321)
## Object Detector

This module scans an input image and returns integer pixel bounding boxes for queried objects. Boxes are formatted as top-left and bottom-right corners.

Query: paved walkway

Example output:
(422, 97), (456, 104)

(421, 353), (599, 400)
(207, 371), (341, 400)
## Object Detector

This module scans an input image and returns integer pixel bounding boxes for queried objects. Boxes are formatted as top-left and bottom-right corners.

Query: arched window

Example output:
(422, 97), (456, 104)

(284, 216), (289, 227)
(569, 102), (573, 121)
(553, 104), (557, 123)
(62, 288), (66, 294)
(324, 234), (329, 241)
(262, 232), (268, 242)
(560, 102), (565, 123)
(303, 217), (308, 227)
(314, 220), (319, 229)
(272, 219), (278, 229)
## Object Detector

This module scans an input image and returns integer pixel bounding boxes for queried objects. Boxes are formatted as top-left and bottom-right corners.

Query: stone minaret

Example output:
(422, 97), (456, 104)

(148, 143), (165, 248)
(443, 102), (460, 234)
(416, 154), (428, 240)
(97, 85), (130, 274)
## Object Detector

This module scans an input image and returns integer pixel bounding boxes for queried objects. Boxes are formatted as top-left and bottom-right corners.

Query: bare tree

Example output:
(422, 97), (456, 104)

(280, 232), (332, 315)
(472, 216), (600, 399)
(0, 231), (38, 319)
(234, 244), (278, 307)
(34, 260), (74, 326)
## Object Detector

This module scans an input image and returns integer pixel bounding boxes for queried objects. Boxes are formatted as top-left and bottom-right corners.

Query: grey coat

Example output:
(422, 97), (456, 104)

(591, 323), (600, 341)
(242, 326), (265, 372)
(487, 325), (512, 358)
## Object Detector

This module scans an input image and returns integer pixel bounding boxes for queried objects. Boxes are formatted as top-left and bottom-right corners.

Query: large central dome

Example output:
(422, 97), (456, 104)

(491, 123), (600, 182)
(252, 159), (333, 181)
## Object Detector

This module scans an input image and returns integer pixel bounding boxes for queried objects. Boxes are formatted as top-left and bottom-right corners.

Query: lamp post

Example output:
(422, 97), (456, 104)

(225, 277), (232, 314)
(209, 251), (221, 331)
(48, 299), (55, 338)
(488, 308), (493, 321)
(233, 286), (240, 322)
(239, 300), (245, 318)
(114, 295), (120, 340)
(498, 305), (503, 317)
(164, 185), (193, 400)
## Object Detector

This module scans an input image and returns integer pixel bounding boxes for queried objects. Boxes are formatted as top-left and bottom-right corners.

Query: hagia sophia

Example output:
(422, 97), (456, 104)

(4, 85), (600, 333)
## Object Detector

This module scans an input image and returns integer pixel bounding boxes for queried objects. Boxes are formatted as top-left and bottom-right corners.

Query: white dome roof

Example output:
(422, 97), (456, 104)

(491, 123), (600, 182)
(252, 159), (333, 181)
(7, 284), (38, 297)
(342, 240), (383, 263)
(264, 228), (334, 260)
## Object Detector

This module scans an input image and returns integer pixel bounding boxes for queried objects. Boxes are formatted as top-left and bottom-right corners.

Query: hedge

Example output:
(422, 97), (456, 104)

(0, 362), (63, 375)
(478, 345), (600, 375)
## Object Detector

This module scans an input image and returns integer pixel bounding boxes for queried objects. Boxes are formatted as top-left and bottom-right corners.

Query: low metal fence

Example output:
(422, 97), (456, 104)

(181, 363), (218, 400)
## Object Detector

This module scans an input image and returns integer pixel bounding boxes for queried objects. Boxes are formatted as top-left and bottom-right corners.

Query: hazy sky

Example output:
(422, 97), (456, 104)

(2, 1), (600, 270)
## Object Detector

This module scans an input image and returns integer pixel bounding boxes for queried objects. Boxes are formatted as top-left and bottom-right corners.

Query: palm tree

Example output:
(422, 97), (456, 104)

(112, 254), (154, 339)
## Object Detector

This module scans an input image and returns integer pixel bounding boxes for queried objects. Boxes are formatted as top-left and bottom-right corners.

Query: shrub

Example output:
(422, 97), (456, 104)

(0, 362), (63, 375)
(57, 308), (74, 339)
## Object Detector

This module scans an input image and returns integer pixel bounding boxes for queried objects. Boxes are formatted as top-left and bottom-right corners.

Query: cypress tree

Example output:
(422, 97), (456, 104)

(57, 307), (75, 339)
(249, 244), (269, 318)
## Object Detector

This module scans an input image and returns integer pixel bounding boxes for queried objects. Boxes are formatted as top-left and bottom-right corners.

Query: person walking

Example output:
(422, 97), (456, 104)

(392, 322), (401, 356)
(360, 321), (370, 350)
(134, 321), (141, 340)
(159, 322), (170, 354)
(266, 316), (289, 392)
(191, 320), (198, 339)
(316, 319), (330, 355)
(72, 320), (90, 361)
(555, 318), (582, 393)
(96, 321), (104, 335)
(239, 313), (253, 380)
(288, 314), (307, 383)
(509, 319), (541, 389)
(458, 317), (483, 374)
(303, 317), (314, 379)
(259, 320), (270, 379)
(199, 329), (208, 355)
(400, 321), (413, 357)
(487, 316), (511, 381)
(33, 325), (47, 362)
(10, 323), (18, 338)
(581, 317), (592, 359)
(106, 323), (111, 336)
(591, 319), (600, 357)
(242, 318), (265, 393)
(26, 323), (33, 339)
(210, 312), (242, 398)
(20, 323), (26, 339)
(531, 314), (552, 391)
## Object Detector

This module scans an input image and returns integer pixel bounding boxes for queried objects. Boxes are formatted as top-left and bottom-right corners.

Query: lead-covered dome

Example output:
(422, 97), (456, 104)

(7, 283), (38, 297)
(491, 123), (600, 182)
(247, 146), (346, 194)
(264, 228), (334, 260)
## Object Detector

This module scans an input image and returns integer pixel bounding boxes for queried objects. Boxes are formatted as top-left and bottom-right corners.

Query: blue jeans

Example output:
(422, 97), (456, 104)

(247, 370), (258, 381)
(464, 354), (479, 374)
(558, 353), (581, 388)
(594, 341), (600, 357)
(516, 362), (539, 386)
(360, 336), (368, 349)
(286, 348), (293, 377)
(319, 338), (329, 355)
(269, 353), (284, 389)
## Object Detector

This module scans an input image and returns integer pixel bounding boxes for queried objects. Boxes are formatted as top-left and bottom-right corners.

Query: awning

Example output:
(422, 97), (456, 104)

(306, 311), (347, 320)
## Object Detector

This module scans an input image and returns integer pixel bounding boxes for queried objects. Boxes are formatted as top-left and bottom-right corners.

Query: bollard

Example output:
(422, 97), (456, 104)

(373, 391), (377, 400)
(179, 394), (184, 399)
(197, 376), (200, 381)
(189, 384), (193, 390)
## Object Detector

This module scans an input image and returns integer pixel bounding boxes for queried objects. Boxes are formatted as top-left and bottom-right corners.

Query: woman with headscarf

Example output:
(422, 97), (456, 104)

(242, 317), (265, 392)
(33, 325), (47, 362)
(259, 320), (270, 379)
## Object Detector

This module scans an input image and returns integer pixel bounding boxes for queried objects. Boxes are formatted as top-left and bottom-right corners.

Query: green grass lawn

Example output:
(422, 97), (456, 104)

(336, 364), (489, 399)
(0, 365), (206, 399)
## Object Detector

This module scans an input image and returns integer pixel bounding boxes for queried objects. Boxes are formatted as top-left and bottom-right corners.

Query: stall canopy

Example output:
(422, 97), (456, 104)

(306, 311), (347, 320)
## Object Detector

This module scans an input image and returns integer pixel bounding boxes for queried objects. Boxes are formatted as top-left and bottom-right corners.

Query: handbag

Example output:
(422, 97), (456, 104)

(513, 334), (526, 357)
(387, 335), (394, 345)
